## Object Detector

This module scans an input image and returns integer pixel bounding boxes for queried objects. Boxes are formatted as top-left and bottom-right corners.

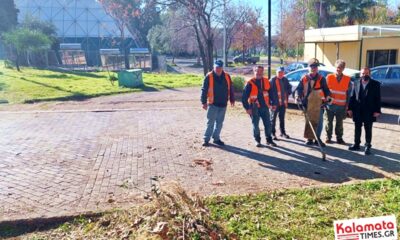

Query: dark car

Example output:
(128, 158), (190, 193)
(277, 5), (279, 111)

(233, 55), (260, 64)
(285, 62), (326, 73)
(370, 65), (400, 106)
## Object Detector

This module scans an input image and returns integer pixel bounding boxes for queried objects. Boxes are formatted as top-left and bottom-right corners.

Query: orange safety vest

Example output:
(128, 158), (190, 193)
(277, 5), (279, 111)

(301, 74), (325, 100)
(326, 74), (351, 106)
(207, 71), (231, 104)
(275, 77), (288, 107)
(247, 77), (270, 108)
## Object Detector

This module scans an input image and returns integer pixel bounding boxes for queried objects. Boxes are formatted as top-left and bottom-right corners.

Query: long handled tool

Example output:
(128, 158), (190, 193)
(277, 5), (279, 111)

(296, 101), (327, 161)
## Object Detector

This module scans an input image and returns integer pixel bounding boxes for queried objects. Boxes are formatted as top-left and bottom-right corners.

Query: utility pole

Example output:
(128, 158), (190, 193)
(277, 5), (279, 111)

(268, 0), (272, 78)
(223, 0), (227, 66)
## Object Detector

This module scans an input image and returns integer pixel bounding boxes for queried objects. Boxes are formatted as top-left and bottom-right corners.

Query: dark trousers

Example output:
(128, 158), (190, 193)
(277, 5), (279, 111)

(271, 106), (286, 135)
(354, 121), (373, 147)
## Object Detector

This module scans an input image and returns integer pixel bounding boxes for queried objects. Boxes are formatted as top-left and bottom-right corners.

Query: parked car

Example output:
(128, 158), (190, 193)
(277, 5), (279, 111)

(285, 61), (325, 73)
(285, 66), (360, 104)
(233, 55), (260, 64)
(370, 65), (400, 106)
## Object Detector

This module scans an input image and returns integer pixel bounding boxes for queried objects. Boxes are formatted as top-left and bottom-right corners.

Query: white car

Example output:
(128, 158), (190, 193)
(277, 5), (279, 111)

(285, 66), (360, 104)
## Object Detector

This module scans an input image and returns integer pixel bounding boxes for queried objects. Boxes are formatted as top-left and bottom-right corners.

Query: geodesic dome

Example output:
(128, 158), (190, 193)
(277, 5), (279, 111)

(15, 0), (138, 66)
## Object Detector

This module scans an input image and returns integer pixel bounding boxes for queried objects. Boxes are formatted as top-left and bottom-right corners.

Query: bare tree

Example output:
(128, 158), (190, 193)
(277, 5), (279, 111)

(157, 0), (223, 75)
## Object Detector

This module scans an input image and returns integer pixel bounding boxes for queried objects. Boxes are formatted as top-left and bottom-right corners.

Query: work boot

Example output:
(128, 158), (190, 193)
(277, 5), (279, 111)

(280, 133), (290, 139)
(364, 144), (372, 155)
(337, 138), (346, 145)
(348, 144), (360, 151)
(306, 139), (314, 145)
(272, 134), (278, 141)
(325, 138), (333, 144)
(213, 139), (225, 146)
(266, 137), (277, 147)
(315, 139), (326, 147)
(202, 141), (209, 147)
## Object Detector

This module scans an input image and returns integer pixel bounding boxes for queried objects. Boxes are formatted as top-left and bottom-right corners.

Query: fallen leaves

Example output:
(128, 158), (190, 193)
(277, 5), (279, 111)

(192, 158), (213, 171)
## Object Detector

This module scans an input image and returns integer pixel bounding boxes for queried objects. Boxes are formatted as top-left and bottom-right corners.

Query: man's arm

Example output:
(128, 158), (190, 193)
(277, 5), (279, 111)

(242, 83), (252, 110)
(285, 77), (293, 95)
(228, 74), (235, 105)
(320, 76), (331, 98)
(200, 75), (209, 105)
(374, 81), (381, 114)
(269, 77), (278, 106)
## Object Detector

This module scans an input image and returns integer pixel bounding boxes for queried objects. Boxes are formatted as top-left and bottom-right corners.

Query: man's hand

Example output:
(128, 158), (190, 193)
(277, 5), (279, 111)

(202, 103), (208, 110)
(230, 101), (235, 107)
(246, 109), (252, 116)
(373, 112), (381, 118)
(326, 96), (334, 104)
(347, 110), (353, 118)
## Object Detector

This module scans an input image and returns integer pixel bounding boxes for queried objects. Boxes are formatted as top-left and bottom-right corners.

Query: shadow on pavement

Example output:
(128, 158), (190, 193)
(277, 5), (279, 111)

(219, 144), (386, 184)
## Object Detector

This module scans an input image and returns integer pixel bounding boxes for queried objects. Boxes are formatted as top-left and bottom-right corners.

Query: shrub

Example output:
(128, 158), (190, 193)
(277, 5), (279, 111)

(232, 76), (245, 92)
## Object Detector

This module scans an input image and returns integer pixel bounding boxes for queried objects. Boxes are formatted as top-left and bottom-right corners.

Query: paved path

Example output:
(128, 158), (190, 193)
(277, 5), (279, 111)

(1, 88), (399, 221)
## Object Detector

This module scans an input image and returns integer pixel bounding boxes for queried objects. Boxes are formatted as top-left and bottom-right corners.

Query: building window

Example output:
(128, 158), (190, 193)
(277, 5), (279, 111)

(367, 49), (397, 68)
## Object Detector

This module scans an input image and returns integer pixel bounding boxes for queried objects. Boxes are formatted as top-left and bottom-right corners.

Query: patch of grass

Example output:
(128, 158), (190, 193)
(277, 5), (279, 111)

(11, 179), (400, 239)
(207, 179), (400, 239)
(0, 62), (203, 104)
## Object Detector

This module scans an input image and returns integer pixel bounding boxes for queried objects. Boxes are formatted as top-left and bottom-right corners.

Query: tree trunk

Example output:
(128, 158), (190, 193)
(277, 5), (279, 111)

(193, 24), (208, 75)
(16, 52), (20, 71)
(26, 51), (31, 66)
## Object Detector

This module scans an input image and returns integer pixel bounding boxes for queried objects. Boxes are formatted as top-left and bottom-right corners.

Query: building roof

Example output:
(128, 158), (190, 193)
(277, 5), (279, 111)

(305, 25), (400, 43)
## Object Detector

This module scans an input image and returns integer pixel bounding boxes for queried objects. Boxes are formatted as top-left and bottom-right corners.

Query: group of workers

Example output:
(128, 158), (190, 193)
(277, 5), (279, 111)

(200, 58), (381, 155)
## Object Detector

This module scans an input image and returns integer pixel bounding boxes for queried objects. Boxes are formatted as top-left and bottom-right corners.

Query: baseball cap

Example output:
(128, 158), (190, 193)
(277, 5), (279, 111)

(214, 60), (223, 67)
(308, 58), (320, 67)
(276, 66), (285, 73)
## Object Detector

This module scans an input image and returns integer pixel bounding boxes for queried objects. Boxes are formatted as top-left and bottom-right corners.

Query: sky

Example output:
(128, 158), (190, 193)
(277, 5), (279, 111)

(239, 0), (400, 34)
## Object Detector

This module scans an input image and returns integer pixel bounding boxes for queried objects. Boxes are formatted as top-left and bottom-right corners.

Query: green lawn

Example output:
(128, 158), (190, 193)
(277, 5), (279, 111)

(3, 179), (399, 239)
(0, 63), (202, 104)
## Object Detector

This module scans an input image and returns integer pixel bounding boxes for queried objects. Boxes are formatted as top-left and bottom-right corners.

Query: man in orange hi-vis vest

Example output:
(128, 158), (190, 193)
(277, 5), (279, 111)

(200, 60), (235, 147)
(296, 58), (331, 146)
(242, 65), (277, 147)
(324, 59), (353, 145)
(270, 66), (292, 140)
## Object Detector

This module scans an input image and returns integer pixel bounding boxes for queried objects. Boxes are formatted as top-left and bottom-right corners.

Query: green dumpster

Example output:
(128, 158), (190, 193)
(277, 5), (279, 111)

(118, 69), (143, 88)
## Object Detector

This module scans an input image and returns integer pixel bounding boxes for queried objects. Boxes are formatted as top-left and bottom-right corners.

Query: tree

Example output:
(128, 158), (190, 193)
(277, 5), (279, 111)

(98, 0), (138, 69)
(157, 0), (223, 75)
(394, 6), (400, 24)
(277, 0), (308, 58)
(332, 0), (378, 25)
(127, 0), (161, 47)
(0, 0), (18, 34)
(20, 15), (59, 50)
(231, 8), (265, 56)
(147, 10), (197, 63)
(98, 0), (161, 69)
(3, 28), (51, 71)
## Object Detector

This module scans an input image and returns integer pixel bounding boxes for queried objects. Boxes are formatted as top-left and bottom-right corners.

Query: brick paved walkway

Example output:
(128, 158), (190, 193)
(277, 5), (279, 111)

(0, 88), (399, 221)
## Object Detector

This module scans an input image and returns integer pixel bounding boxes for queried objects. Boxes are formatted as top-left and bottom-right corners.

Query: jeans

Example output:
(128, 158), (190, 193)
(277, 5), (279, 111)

(203, 105), (227, 142)
(251, 105), (272, 141)
(270, 105), (286, 135)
